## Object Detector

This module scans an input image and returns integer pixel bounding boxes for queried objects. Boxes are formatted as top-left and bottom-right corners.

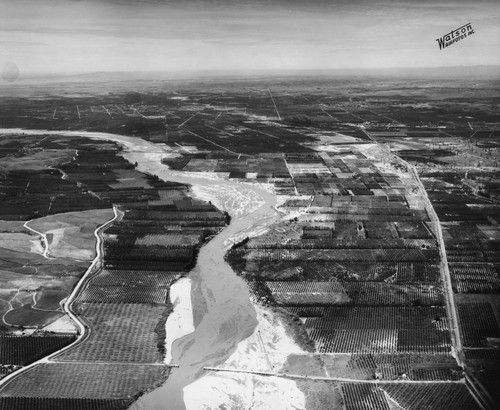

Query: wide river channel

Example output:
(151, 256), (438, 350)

(0, 129), (279, 410)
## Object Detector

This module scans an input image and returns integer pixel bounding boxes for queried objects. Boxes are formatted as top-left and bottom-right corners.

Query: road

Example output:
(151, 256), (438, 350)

(202, 366), (465, 384)
(402, 162), (497, 408)
(1, 290), (20, 328)
(0, 206), (119, 391)
(177, 93), (224, 128)
(403, 159), (464, 365)
(186, 130), (242, 156)
(268, 88), (281, 120)
(0, 127), (473, 409)
(23, 220), (53, 260)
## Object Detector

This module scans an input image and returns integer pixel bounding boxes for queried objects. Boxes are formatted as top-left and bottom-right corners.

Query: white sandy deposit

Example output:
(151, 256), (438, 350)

(1, 128), (306, 410)
(165, 277), (195, 365)
(184, 372), (306, 410)
(191, 183), (264, 219)
(181, 304), (307, 409)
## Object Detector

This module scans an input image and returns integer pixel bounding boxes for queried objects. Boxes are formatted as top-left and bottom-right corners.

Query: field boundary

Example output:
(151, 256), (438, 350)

(401, 159), (464, 364)
(0, 206), (119, 391)
(203, 366), (466, 384)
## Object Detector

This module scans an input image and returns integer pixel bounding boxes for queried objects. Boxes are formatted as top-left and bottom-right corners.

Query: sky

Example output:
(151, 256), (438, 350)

(0, 0), (499, 77)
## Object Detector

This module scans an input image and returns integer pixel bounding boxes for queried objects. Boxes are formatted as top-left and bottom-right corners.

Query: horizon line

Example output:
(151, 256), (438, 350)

(12, 64), (500, 80)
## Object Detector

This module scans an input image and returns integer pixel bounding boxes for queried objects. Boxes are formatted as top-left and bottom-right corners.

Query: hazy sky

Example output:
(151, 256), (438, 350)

(1, 0), (499, 76)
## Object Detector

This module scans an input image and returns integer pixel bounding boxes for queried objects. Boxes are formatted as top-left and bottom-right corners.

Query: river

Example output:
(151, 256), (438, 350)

(0, 129), (279, 410)
(126, 152), (279, 410)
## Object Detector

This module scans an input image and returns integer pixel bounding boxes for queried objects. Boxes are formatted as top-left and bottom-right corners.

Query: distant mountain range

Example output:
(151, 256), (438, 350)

(13, 65), (500, 84)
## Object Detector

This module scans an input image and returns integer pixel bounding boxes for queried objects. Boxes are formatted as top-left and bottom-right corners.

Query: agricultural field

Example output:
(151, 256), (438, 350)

(226, 145), (453, 363)
(403, 144), (500, 406)
(0, 334), (75, 379)
(0, 362), (168, 400)
(320, 352), (462, 381)
(340, 382), (480, 410)
(0, 137), (126, 385)
(79, 270), (182, 304)
(0, 398), (130, 410)
(27, 209), (114, 260)
(0, 76), (499, 408)
(0, 132), (226, 402)
(57, 303), (169, 363)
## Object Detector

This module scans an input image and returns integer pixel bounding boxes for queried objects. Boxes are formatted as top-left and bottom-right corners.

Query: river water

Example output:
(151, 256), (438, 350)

(0, 129), (279, 410)
(126, 153), (279, 410)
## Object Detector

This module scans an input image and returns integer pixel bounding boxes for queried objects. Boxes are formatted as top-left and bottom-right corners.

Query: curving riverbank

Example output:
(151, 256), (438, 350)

(0, 128), (282, 409)
(122, 147), (280, 410)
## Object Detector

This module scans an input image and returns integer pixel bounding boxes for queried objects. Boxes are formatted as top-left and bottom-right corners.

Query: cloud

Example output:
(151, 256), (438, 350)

(1, 0), (498, 74)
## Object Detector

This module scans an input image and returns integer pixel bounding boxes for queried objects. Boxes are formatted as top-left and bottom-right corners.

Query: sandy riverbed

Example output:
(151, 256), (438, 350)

(0, 128), (307, 410)
(164, 278), (195, 365)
